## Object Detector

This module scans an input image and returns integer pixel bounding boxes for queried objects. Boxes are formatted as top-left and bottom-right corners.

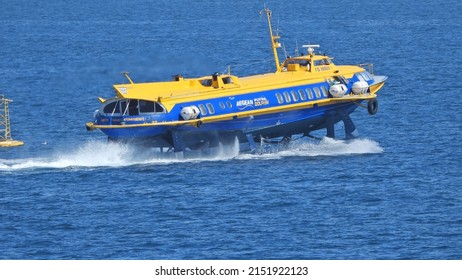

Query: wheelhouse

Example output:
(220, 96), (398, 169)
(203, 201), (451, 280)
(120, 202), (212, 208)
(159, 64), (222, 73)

(100, 98), (166, 116)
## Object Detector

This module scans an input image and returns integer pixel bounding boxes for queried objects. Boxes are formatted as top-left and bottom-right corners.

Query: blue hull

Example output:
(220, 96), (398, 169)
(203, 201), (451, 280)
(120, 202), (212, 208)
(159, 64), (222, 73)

(99, 101), (359, 152)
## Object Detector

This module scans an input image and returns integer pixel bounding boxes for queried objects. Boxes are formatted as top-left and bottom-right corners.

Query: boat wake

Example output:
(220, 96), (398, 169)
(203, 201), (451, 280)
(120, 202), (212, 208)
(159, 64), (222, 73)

(0, 140), (241, 171)
(237, 137), (383, 160)
(0, 138), (382, 171)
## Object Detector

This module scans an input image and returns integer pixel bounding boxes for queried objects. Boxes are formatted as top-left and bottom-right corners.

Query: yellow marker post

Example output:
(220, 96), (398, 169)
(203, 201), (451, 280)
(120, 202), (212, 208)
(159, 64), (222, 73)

(0, 95), (24, 147)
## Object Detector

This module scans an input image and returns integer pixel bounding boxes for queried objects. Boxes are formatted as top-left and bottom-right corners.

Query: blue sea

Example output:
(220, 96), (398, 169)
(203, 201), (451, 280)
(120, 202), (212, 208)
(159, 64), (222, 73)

(0, 0), (461, 259)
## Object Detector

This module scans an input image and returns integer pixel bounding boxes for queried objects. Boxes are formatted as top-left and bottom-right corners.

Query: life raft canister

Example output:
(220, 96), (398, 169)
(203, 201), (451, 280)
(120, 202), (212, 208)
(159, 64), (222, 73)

(329, 83), (348, 98)
(352, 81), (369, 95)
(367, 98), (378, 115)
(180, 105), (200, 120)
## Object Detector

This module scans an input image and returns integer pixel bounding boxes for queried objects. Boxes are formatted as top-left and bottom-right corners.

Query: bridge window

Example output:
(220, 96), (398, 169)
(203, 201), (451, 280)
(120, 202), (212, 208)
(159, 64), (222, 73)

(206, 103), (215, 114)
(298, 89), (307, 101)
(276, 92), (283, 104)
(199, 104), (207, 116)
(283, 91), (291, 102)
(201, 79), (212, 86)
(305, 88), (313, 99)
(226, 101), (232, 108)
(127, 100), (139, 115)
(139, 100), (155, 113)
(103, 101), (120, 114)
(222, 76), (233, 84)
(219, 102), (225, 109)
(321, 86), (328, 97)
(290, 90), (299, 102)
(314, 87), (321, 98)
(155, 102), (165, 113)
(359, 72), (372, 81)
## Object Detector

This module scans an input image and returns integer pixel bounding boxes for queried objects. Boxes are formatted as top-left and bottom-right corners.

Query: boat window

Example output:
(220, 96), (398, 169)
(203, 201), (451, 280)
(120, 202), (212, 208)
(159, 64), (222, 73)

(120, 100), (128, 115)
(314, 87), (321, 98)
(222, 76), (233, 84)
(334, 75), (348, 85)
(305, 88), (313, 99)
(219, 102), (225, 109)
(283, 59), (296, 66)
(298, 60), (310, 66)
(206, 103), (215, 114)
(199, 104), (207, 116)
(290, 90), (299, 102)
(128, 100), (139, 115)
(276, 92), (284, 104)
(201, 79), (212, 86)
(283, 59), (309, 67)
(357, 73), (367, 82)
(139, 100), (155, 113)
(298, 89), (307, 101)
(226, 101), (232, 108)
(155, 103), (165, 113)
(103, 101), (119, 114)
(321, 86), (328, 97)
(360, 72), (371, 81)
(314, 60), (325, 66)
(283, 91), (291, 102)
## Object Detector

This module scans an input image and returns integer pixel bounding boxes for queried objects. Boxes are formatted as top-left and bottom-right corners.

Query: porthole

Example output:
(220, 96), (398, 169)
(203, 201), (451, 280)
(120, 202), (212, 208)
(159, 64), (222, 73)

(290, 90), (299, 102)
(199, 104), (207, 115)
(206, 103), (215, 114)
(283, 91), (291, 102)
(321, 86), (328, 97)
(298, 89), (307, 100)
(314, 87), (321, 98)
(305, 88), (313, 99)
(276, 92), (284, 104)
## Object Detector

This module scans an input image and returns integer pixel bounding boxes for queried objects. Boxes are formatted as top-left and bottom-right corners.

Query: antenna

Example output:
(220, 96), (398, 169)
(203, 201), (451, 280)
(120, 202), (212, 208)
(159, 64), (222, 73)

(282, 42), (289, 58)
(295, 39), (300, 56)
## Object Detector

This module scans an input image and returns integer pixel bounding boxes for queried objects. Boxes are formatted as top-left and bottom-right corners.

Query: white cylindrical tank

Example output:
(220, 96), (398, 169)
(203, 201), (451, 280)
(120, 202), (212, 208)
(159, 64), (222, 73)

(352, 81), (369, 95)
(329, 84), (348, 98)
(180, 106), (200, 120)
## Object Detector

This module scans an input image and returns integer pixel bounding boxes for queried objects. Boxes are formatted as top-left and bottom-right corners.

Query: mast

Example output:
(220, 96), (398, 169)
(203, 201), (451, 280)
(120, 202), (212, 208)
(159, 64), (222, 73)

(260, 7), (281, 72)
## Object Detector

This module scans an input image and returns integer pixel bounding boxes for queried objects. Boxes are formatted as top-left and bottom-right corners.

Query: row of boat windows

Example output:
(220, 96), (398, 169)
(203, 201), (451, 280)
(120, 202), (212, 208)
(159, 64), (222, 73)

(196, 101), (233, 116)
(102, 100), (165, 115)
(195, 86), (329, 116)
(275, 86), (329, 104)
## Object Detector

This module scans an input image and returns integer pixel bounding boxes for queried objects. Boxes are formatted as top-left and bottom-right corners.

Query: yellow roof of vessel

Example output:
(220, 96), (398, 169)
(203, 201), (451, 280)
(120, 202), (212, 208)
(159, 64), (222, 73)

(111, 54), (365, 112)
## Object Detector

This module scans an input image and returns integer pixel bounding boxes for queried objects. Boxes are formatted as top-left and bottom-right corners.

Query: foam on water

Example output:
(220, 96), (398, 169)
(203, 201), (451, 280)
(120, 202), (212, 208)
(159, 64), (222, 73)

(0, 139), (241, 171)
(0, 137), (381, 171)
(237, 137), (384, 160)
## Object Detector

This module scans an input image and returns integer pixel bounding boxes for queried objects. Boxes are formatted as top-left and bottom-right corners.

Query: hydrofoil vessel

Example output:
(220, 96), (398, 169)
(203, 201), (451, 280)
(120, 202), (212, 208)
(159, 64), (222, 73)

(86, 7), (387, 155)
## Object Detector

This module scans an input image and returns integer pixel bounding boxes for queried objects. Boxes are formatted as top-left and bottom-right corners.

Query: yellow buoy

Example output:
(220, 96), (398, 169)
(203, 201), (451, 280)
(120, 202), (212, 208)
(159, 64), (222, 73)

(0, 95), (24, 147)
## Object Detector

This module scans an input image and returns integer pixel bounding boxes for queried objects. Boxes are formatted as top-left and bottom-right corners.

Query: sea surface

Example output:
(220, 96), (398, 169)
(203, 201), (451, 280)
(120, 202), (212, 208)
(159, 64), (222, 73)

(0, 0), (461, 259)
